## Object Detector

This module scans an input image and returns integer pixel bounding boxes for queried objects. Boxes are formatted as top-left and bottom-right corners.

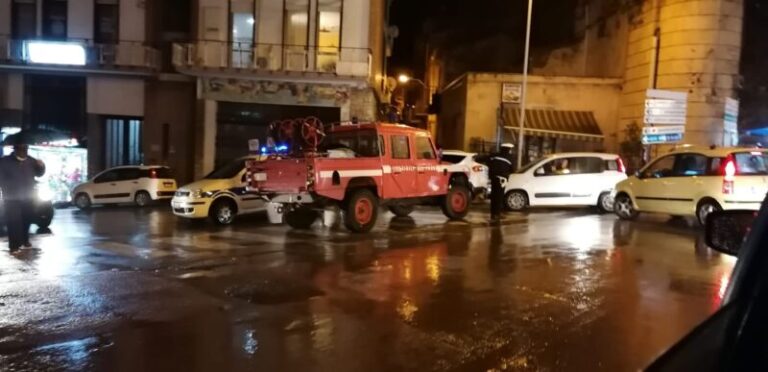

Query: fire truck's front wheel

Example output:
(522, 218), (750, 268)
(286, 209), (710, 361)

(442, 185), (470, 220)
(285, 207), (318, 229)
(343, 189), (379, 233)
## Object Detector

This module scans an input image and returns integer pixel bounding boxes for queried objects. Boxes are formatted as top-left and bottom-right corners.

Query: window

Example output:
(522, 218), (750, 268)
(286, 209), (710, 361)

(641, 155), (675, 178)
(94, 170), (119, 183)
(391, 135), (410, 159)
(321, 129), (381, 157)
(94, 0), (119, 44)
(206, 160), (245, 179)
(105, 118), (143, 169)
(535, 157), (602, 176)
(12, 0), (37, 39)
(230, 0), (255, 67)
(316, 0), (342, 72)
(42, 0), (67, 40)
(379, 135), (385, 156)
(139, 167), (173, 179)
(284, 0), (309, 70)
(605, 159), (618, 171)
(734, 152), (768, 175)
(673, 154), (708, 176)
(441, 154), (466, 164)
(415, 136), (436, 159)
(116, 168), (141, 181)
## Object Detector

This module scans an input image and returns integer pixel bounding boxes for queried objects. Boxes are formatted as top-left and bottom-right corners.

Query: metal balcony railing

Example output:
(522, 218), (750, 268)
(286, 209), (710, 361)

(172, 41), (372, 78)
(0, 35), (161, 71)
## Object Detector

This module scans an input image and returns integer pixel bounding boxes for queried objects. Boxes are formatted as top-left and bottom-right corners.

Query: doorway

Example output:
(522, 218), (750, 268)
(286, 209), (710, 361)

(104, 117), (143, 168)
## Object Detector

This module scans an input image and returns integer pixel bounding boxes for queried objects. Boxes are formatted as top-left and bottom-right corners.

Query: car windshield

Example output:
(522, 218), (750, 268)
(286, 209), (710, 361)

(205, 160), (244, 179)
(441, 154), (466, 164)
(320, 129), (381, 157)
(734, 152), (768, 175)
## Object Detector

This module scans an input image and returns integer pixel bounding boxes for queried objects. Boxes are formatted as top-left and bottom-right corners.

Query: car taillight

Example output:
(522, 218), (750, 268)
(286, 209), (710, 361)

(150, 169), (157, 178)
(617, 158), (626, 174)
(472, 165), (483, 172)
(722, 155), (736, 194)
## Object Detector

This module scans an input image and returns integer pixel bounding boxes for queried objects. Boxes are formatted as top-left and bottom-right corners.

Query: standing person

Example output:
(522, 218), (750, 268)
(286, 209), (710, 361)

(488, 143), (515, 221)
(0, 139), (45, 253)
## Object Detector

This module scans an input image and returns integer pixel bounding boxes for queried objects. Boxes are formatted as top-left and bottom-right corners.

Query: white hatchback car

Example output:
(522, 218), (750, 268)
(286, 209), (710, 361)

(73, 166), (177, 209)
(504, 152), (627, 211)
(440, 150), (490, 198)
(172, 156), (266, 225)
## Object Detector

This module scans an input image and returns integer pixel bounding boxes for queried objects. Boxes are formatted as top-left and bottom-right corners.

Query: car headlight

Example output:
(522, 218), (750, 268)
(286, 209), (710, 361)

(190, 189), (214, 199)
(37, 185), (54, 202)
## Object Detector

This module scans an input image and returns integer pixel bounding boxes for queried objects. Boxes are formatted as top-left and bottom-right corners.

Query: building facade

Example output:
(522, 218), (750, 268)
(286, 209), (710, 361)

(174, 0), (386, 177)
(438, 73), (622, 163)
(0, 0), (386, 185)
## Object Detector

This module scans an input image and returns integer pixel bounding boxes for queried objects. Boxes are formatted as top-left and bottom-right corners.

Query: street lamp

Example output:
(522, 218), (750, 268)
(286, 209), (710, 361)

(398, 74), (427, 89)
(516, 0), (533, 169)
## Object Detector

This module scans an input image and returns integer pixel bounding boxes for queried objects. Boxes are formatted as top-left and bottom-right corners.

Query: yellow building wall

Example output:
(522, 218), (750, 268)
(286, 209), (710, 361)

(619, 0), (743, 147)
(460, 73), (623, 152)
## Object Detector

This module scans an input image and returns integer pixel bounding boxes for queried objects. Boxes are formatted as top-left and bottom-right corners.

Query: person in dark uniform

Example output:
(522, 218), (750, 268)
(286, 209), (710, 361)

(0, 139), (45, 253)
(488, 143), (515, 221)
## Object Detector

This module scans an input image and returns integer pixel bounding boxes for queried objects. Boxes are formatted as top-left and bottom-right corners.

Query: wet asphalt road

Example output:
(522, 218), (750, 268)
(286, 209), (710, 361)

(0, 204), (735, 371)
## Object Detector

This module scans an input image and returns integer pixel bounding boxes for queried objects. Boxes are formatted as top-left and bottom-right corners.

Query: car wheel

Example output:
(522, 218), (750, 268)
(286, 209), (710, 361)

(388, 204), (414, 217)
(505, 190), (528, 211)
(134, 191), (151, 207)
(696, 199), (722, 226)
(342, 189), (379, 233)
(74, 193), (91, 210)
(597, 192), (614, 213)
(441, 185), (470, 220)
(209, 199), (237, 225)
(614, 194), (638, 220)
(285, 207), (318, 229)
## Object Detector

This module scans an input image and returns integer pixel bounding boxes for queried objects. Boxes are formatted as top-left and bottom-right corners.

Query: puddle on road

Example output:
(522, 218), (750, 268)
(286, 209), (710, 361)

(226, 280), (325, 304)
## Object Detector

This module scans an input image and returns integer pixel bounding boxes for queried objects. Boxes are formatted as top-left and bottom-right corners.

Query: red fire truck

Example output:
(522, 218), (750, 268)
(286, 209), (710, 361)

(247, 119), (470, 233)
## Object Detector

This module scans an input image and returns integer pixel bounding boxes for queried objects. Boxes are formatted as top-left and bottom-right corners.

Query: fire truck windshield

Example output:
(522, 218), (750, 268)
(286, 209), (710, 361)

(206, 159), (245, 179)
(321, 129), (381, 157)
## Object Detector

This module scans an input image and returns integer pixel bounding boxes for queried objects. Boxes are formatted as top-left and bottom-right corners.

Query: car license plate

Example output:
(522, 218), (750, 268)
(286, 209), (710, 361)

(164, 182), (174, 188)
(254, 173), (267, 181)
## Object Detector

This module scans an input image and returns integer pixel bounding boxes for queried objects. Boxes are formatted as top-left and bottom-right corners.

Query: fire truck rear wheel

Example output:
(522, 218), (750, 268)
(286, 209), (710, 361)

(388, 204), (414, 217)
(285, 207), (318, 229)
(442, 185), (470, 220)
(343, 189), (379, 233)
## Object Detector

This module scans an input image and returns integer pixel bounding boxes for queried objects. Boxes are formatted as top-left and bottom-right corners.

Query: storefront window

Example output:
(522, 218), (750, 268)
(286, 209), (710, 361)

(317, 0), (342, 72)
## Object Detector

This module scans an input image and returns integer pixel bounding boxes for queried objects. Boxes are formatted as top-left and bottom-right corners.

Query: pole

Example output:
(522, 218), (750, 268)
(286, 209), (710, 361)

(516, 0), (533, 169)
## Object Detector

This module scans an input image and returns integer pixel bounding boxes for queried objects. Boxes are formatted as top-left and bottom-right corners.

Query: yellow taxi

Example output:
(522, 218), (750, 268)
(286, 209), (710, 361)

(613, 146), (768, 225)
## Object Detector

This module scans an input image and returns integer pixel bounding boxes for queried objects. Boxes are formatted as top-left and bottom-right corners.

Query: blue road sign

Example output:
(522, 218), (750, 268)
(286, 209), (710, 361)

(642, 132), (683, 145)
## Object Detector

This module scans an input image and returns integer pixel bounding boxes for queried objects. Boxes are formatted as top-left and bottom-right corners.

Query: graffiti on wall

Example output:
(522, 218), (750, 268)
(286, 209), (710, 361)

(202, 78), (350, 107)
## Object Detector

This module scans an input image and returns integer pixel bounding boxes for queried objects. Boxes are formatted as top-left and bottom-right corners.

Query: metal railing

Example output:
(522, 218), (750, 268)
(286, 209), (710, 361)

(0, 35), (161, 71)
(172, 41), (371, 77)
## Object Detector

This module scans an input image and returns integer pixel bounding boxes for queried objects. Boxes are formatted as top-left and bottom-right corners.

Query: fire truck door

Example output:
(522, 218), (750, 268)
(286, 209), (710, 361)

(383, 134), (417, 198)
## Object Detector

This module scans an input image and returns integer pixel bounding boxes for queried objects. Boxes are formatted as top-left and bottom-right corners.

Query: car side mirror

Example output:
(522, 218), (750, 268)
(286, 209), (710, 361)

(705, 210), (757, 256)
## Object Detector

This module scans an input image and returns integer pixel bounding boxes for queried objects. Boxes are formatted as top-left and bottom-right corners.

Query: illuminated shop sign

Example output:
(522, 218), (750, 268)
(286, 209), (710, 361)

(26, 41), (87, 66)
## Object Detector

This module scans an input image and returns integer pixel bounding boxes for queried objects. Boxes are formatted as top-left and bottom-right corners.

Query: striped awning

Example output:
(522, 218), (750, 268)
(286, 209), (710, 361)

(502, 108), (604, 142)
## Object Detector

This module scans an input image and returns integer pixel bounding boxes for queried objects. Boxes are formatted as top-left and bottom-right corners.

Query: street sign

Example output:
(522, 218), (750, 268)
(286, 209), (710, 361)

(644, 89), (687, 126)
(642, 126), (685, 135)
(501, 83), (522, 104)
(642, 133), (684, 145)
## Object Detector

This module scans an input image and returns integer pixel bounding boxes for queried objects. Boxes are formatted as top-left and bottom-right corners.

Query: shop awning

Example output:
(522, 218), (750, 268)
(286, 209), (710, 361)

(502, 108), (604, 142)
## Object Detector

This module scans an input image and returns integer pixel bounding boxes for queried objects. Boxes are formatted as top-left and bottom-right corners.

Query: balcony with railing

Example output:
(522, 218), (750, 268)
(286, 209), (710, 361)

(172, 41), (372, 79)
(0, 36), (161, 74)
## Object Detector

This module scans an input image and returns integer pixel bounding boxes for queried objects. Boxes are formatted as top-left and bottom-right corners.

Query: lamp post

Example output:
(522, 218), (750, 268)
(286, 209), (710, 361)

(516, 0), (533, 169)
(397, 74), (430, 124)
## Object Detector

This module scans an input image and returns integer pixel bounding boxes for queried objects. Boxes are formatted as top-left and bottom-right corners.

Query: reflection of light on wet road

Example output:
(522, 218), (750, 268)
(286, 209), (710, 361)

(560, 216), (602, 252)
(397, 295), (418, 322)
(243, 329), (259, 355)
(426, 253), (440, 283)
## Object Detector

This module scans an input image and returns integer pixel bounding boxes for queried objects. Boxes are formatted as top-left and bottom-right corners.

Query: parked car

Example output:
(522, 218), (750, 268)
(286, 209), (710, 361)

(0, 184), (55, 234)
(440, 150), (490, 199)
(614, 147), (768, 225)
(72, 166), (177, 209)
(503, 152), (627, 212)
(172, 156), (266, 225)
(645, 199), (767, 370)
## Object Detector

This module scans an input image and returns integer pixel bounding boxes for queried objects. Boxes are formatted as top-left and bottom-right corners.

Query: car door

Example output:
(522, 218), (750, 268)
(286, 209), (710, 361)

(528, 157), (578, 206)
(566, 156), (606, 205)
(414, 134), (443, 197)
(666, 153), (709, 215)
(114, 167), (141, 203)
(633, 155), (676, 212)
(236, 167), (264, 212)
(382, 133), (417, 198)
(90, 169), (123, 204)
